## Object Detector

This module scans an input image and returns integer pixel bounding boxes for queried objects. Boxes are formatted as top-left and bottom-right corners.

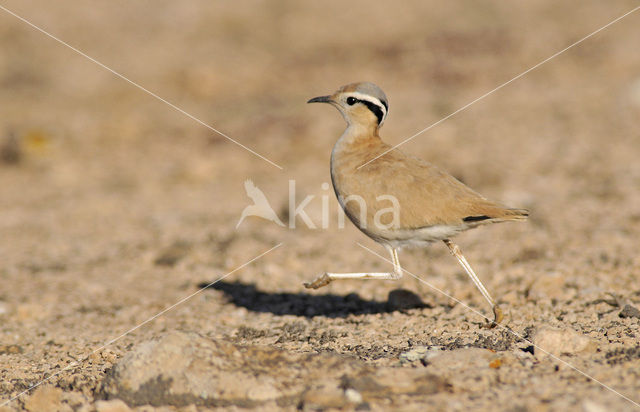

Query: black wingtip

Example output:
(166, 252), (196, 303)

(462, 215), (491, 222)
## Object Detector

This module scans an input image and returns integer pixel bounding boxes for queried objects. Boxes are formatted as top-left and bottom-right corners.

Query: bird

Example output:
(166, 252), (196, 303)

(236, 179), (286, 229)
(304, 82), (528, 325)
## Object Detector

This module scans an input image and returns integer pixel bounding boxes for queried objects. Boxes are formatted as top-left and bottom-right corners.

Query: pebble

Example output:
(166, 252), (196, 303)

(94, 399), (132, 412)
(399, 346), (433, 363)
(344, 388), (363, 403)
(0, 344), (23, 355)
(24, 386), (64, 412)
(619, 304), (640, 319)
(532, 326), (597, 357)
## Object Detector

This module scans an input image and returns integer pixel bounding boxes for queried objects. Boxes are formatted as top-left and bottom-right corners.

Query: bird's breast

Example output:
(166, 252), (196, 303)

(330, 137), (400, 236)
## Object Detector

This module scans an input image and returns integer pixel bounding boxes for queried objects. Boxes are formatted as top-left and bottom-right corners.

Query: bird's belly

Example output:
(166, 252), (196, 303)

(374, 224), (466, 249)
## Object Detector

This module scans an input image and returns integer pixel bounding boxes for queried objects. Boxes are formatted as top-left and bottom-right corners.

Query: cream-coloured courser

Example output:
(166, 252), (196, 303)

(304, 82), (528, 325)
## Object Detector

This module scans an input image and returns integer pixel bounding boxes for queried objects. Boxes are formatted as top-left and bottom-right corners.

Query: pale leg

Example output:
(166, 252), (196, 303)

(304, 246), (403, 289)
(443, 239), (504, 325)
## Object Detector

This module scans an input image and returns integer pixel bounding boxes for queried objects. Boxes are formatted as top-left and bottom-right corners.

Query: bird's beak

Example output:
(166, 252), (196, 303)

(307, 95), (332, 104)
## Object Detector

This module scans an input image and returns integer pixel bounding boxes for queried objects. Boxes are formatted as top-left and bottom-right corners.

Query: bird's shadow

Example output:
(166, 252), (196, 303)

(199, 280), (431, 318)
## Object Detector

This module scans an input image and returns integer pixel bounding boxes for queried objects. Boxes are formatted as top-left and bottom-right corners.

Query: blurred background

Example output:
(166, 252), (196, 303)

(1, 0), (640, 408)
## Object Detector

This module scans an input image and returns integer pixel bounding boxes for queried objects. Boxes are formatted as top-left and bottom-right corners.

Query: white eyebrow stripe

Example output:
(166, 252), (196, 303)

(345, 92), (388, 124)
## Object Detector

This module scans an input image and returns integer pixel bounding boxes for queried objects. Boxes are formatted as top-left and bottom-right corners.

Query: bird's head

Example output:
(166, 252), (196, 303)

(308, 82), (388, 130)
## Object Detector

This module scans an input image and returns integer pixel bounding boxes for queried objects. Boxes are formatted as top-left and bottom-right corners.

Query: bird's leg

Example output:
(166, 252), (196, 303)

(391, 248), (402, 275)
(443, 239), (503, 326)
(303, 247), (402, 289)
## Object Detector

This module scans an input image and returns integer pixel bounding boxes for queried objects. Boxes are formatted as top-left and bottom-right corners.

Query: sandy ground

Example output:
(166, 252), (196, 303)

(1, 1), (640, 411)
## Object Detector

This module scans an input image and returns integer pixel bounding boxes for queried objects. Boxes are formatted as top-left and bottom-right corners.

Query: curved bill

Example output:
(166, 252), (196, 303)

(307, 95), (332, 104)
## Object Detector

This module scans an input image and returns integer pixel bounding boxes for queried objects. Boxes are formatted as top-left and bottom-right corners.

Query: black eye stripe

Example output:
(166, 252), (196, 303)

(351, 98), (385, 124)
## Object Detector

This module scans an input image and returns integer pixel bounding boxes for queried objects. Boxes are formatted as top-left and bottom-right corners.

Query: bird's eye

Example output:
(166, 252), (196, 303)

(346, 97), (357, 106)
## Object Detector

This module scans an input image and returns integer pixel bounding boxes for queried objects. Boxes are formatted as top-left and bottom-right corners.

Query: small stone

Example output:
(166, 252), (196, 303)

(0, 344), (23, 354)
(344, 388), (363, 403)
(582, 399), (608, 412)
(24, 386), (63, 412)
(400, 346), (447, 364)
(399, 346), (431, 363)
(94, 399), (132, 412)
(619, 304), (640, 319)
(532, 326), (597, 357)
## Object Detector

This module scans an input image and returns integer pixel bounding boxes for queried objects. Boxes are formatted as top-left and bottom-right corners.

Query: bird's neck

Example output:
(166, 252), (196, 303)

(331, 123), (383, 173)
(337, 122), (381, 147)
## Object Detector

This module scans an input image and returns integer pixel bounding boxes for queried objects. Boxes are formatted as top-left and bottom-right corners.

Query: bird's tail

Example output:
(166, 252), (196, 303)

(500, 208), (529, 222)
(462, 205), (529, 227)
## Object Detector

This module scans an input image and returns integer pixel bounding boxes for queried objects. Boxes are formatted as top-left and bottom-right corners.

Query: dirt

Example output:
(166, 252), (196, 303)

(1, 1), (640, 411)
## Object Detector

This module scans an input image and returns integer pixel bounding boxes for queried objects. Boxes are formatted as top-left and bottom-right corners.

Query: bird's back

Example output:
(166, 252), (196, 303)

(331, 135), (527, 243)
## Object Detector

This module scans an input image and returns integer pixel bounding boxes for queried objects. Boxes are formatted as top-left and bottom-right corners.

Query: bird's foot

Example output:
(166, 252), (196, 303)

(303, 273), (332, 289)
(484, 305), (504, 328)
